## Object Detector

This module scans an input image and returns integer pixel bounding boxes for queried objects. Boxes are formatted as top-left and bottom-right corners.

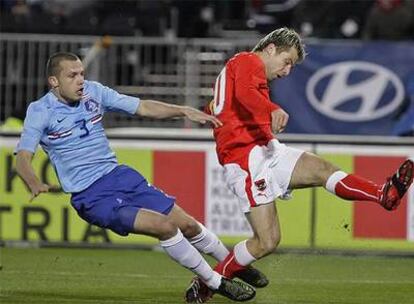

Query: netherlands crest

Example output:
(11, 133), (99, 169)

(84, 98), (99, 113)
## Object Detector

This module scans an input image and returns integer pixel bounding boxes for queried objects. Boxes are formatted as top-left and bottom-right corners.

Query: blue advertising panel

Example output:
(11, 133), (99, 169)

(271, 41), (414, 135)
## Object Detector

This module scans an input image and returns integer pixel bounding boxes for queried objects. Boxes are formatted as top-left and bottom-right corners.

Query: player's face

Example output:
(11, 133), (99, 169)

(265, 45), (298, 81)
(50, 59), (85, 104)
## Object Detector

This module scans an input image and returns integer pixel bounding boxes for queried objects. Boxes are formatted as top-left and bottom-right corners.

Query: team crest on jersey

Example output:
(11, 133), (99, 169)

(254, 179), (267, 191)
(84, 98), (99, 113)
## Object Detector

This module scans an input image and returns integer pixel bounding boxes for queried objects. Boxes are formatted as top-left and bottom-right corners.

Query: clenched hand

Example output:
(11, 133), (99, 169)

(271, 108), (289, 134)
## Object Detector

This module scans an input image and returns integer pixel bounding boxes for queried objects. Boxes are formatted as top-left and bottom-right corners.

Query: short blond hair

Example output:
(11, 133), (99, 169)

(253, 27), (306, 62)
(46, 52), (80, 77)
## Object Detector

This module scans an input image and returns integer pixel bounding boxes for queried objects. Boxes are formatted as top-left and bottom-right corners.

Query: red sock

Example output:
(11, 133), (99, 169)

(214, 251), (245, 278)
(334, 174), (381, 202)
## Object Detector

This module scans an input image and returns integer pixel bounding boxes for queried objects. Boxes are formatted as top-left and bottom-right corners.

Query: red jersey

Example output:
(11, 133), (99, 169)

(209, 52), (280, 165)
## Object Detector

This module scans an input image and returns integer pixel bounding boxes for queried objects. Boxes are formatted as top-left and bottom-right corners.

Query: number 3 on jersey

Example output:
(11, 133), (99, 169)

(75, 119), (90, 138)
(212, 67), (226, 115)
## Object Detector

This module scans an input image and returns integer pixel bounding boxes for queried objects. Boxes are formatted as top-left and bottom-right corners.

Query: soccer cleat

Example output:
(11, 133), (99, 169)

(216, 277), (256, 302)
(379, 159), (414, 211)
(185, 276), (256, 303)
(185, 277), (213, 304)
(234, 265), (269, 288)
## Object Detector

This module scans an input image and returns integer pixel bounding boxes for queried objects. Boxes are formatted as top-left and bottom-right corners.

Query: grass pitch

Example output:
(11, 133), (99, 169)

(0, 247), (413, 304)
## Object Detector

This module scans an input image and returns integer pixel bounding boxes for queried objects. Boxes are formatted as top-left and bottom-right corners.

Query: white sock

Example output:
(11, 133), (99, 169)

(160, 230), (221, 289)
(189, 223), (230, 262)
(325, 171), (348, 194)
(234, 240), (256, 266)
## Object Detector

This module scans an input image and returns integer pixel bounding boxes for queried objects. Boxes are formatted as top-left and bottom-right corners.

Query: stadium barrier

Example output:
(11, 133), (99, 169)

(1, 129), (414, 253)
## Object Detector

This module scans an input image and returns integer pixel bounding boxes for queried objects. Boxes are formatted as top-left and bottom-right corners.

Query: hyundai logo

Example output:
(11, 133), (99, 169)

(306, 61), (404, 122)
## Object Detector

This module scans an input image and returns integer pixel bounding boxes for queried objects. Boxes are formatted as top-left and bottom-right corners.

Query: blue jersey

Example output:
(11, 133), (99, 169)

(16, 80), (140, 193)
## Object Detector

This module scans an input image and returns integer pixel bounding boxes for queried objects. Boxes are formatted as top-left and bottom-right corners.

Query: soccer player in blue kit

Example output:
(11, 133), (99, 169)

(15, 52), (262, 303)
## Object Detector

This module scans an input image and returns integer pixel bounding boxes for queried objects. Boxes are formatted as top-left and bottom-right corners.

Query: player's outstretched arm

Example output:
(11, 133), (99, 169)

(136, 99), (222, 127)
(16, 150), (50, 202)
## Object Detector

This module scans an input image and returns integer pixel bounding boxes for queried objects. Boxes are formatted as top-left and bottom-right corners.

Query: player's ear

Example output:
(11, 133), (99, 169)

(48, 76), (59, 88)
(265, 43), (276, 56)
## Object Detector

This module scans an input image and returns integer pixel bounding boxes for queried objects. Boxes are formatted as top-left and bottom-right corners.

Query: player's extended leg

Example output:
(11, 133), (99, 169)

(132, 208), (256, 303)
(289, 152), (414, 211)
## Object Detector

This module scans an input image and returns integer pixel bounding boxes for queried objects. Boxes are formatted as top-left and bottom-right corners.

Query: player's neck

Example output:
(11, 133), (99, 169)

(254, 52), (271, 81)
(254, 51), (266, 63)
(51, 90), (80, 107)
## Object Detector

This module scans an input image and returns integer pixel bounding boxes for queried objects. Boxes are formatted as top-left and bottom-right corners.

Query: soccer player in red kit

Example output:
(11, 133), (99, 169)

(186, 27), (414, 302)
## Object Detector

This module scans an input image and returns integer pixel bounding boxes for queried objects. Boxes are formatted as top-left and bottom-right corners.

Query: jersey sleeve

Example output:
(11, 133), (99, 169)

(15, 102), (49, 154)
(232, 55), (280, 115)
(100, 83), (140, 114)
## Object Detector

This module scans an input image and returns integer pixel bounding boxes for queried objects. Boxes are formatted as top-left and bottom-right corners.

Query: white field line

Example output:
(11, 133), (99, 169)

(4, 270), (185, 279)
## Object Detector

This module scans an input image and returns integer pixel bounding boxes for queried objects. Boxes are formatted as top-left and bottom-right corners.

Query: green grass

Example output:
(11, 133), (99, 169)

(0, 248), (414, 304)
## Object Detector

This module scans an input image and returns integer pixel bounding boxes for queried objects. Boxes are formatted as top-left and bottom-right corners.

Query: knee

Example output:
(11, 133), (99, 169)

(158, 219), (179, 240)
(321, 158), (339, 175)
(317, 159), (340, 185)
(180, 219), (201, 238)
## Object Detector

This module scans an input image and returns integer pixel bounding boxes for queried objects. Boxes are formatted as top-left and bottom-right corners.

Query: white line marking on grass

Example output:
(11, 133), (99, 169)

(5, 270), (188, 279)
(279, 278), (414, 284)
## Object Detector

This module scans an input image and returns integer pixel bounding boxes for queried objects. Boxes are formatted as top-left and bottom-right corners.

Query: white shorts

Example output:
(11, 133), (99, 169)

(223, 139), (304, 213)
